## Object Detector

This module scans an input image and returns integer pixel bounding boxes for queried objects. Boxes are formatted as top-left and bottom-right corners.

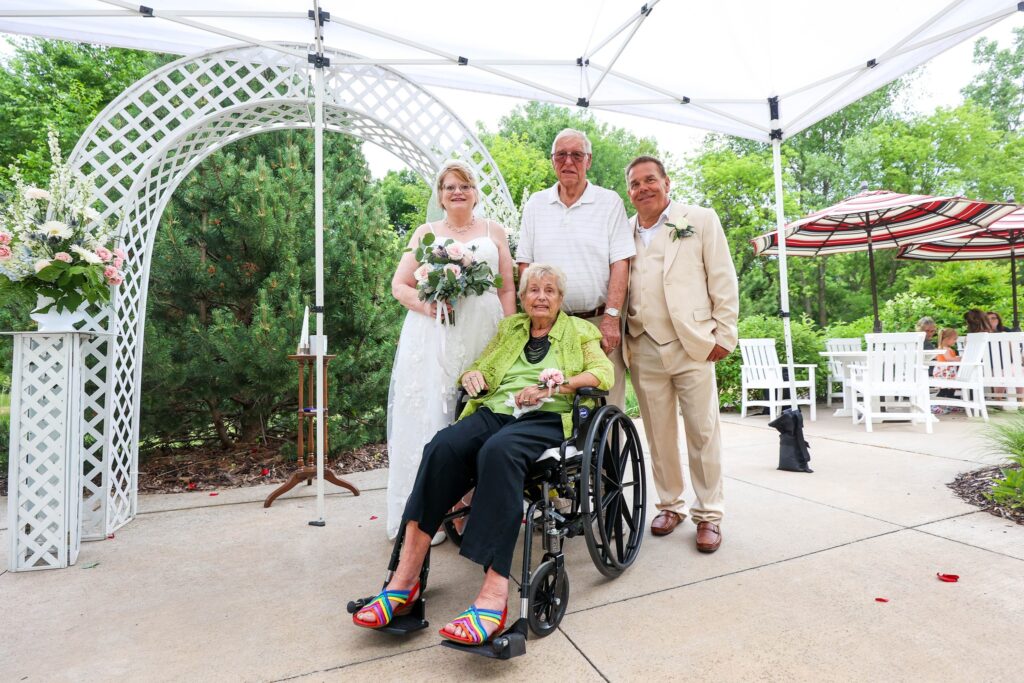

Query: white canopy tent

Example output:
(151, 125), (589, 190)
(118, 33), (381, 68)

(2, 0), (1020, 529)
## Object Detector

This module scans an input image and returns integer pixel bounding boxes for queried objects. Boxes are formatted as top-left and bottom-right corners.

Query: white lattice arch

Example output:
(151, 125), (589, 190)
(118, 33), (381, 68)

(67, 43), (513, 538)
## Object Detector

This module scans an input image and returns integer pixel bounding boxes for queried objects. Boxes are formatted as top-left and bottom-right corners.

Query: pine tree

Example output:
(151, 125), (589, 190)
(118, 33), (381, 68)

(140, 130), (403, 454)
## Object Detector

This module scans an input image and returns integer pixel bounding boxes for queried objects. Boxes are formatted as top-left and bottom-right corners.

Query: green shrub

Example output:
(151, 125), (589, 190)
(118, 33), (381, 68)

(984, 419), (1024, 511)
(823, 316), (874, 340)
(718, 314), (825, 409)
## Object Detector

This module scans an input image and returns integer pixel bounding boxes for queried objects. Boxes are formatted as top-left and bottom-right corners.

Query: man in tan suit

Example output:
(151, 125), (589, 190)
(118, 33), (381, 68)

(623, 156), (738, 553)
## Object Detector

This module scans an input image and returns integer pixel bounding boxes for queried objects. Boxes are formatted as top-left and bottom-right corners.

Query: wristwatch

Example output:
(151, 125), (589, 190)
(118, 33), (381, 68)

(605, 307), (621, 318)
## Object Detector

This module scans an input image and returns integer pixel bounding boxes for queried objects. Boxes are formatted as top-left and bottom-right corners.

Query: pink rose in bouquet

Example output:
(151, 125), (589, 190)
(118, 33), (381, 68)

(54, 252), (72, 263)
(0, 245), (11, 261)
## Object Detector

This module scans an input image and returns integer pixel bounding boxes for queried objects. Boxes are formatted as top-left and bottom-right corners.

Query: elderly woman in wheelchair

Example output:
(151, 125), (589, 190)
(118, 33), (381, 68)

(349, 264), (646, 657)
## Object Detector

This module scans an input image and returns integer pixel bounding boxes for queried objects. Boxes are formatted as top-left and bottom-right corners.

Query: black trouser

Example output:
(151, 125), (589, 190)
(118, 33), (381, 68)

(402, 408), (564, 578)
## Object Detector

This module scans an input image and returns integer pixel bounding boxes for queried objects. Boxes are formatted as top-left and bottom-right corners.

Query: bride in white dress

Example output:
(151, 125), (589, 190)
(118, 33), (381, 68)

(386, 160), (517, 540)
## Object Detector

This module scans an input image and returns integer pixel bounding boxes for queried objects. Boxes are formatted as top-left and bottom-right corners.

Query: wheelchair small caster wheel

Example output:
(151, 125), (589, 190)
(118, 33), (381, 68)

(527, 559), (569, 637)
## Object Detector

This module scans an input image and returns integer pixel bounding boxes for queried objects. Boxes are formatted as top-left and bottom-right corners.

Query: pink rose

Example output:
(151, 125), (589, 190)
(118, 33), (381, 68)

(443, 263), (461, 278)
(0, 232), (11, 245)
(446, 243), (465, 261)
(107, 273), (124, 286)
(114, 247), (126, 260)
(413, 264), (431, 282)
(539, 368), (566, 388)
(0, 245), (11, 261)
(96, 247), (113, 262)
(55, 252), (72, 263)
(113, 256), (124, 269)
(103, 265), (120, 280)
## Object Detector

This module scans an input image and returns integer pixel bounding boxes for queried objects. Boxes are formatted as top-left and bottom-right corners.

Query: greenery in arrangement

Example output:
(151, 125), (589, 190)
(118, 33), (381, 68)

(0, 129), (123, 313)
(984, 419), (1024, 511)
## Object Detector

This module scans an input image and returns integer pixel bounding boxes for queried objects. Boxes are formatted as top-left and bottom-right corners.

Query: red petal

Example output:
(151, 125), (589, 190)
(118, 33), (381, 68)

(187, 482), (197, 490)
(260, 468), (270, 476)
(937, 573), (960, 582)
(106, 533), (115, 540)
(209, 492), (219, 497)
(875, 597), (889, 603)
(369, 515), (378, 520)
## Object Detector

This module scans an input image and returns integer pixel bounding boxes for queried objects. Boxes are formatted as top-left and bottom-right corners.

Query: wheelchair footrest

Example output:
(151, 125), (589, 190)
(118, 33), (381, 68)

(439, 619), (527, 660)
(346, 596), (429, 635)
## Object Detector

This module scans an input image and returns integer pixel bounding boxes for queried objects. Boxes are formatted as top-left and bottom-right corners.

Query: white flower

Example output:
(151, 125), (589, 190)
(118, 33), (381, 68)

(82, 207), (102, 222)
(413, 264), (431, 283)
(71, 244), (103, 264)
(42, 220), (72, 239)
(24, 187), (50, 201)
(34, 259), (52, 273)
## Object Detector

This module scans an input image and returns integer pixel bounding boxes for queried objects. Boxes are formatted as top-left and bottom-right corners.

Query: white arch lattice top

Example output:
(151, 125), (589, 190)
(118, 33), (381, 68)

(66, 44), (514, 537)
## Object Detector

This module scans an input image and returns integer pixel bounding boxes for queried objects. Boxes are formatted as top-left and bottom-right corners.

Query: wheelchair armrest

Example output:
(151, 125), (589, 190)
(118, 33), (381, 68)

(576, 386), (608, 398)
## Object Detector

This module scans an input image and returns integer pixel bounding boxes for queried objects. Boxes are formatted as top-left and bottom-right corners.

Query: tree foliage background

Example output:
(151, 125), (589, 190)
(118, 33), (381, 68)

(1, 28), (1023, 467)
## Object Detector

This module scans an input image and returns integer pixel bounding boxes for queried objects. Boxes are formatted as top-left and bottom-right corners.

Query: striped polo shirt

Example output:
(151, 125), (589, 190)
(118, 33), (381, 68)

(515, 182), (635, 313)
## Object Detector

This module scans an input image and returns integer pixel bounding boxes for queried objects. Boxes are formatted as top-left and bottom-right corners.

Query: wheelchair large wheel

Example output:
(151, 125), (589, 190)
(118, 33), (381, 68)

(580, 405), (646, 578)
(527, 559), (569, 637)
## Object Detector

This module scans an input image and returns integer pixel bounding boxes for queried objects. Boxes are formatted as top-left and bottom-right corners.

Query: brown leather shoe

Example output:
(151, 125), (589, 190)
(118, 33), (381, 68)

(651, 510), (682, 536)
(695, 521), (722, 553)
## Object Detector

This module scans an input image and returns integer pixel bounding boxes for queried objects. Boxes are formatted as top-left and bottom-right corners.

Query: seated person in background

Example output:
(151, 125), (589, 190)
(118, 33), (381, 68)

(916, 316), (938, 350)
(965, 308), (992, 333)
(987, 311), (1011, 332)
(352, 264), (613, 646)
(917, 316), (938, 377)
(932, 327), (961, 413)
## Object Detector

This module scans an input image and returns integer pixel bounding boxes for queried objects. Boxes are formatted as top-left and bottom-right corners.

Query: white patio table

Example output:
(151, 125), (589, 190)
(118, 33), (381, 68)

(819, 348), (942, 417)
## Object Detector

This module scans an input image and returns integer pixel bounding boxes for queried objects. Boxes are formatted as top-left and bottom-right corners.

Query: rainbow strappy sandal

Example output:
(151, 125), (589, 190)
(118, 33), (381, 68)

(351, 581), (421, 629)
(438, 604), (508, 645)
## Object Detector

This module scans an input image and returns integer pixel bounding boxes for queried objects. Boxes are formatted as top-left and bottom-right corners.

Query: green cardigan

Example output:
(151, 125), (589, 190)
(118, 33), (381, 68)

(458, 311), (614, 437)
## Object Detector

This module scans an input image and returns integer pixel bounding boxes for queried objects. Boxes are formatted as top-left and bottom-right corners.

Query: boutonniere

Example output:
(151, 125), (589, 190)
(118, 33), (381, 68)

(665, 220), (693, 241)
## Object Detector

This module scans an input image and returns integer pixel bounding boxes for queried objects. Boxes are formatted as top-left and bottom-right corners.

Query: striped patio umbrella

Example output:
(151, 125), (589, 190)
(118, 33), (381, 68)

(752, 190), (1017, 332)
(898, 206), (1024, 329)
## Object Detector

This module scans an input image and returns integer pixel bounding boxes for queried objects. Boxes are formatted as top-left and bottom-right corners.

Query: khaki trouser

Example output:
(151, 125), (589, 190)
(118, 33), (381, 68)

(627, 332), (724, 524)
(582, 313), (626, 411)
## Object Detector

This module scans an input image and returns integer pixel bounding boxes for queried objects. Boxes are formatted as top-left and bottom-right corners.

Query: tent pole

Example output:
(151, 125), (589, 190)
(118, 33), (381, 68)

(771, 137), (798, 410)
(312, 4), (327, 526)
(1013, 246), (1019, 330)
(867, 232), (881, 333)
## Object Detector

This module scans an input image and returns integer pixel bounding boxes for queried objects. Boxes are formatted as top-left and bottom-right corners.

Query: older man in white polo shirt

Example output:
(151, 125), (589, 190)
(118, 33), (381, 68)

(515, 128), (634, 408)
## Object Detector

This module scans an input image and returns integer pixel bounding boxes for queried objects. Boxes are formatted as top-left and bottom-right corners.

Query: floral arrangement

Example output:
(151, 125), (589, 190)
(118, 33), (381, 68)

(537, 368), (566, 392)
(666, 219), (694, 241)
(410, 232), (502, 325)
(0, 129), (123, 314)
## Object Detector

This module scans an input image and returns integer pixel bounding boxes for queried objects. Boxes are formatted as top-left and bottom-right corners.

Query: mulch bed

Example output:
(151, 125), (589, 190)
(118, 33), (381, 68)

(948, 464), (1024, 526)
(0, 443), (387, 497)
(138, 442), (388, 493)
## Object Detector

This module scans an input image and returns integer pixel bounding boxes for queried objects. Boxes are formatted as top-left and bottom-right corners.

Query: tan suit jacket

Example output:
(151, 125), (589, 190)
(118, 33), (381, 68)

(624, 202), (739, 364)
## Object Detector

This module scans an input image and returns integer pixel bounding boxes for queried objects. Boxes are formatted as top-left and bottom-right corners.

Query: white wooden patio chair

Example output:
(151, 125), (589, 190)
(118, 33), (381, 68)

(928, 332), (988, 420)
(739, 338), (816, 421)
(848, 332), (931, 433)
(824, 337), (861, 407)
(978, 332), (1024, 409)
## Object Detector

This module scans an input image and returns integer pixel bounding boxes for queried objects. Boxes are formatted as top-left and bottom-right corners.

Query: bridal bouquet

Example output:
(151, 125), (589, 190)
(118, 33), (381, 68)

(410, 232), (502, 325)
(0, 129), (122, 313)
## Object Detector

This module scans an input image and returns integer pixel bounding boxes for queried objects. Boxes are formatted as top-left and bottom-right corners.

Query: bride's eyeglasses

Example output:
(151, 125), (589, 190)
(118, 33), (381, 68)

(443, 184), (475, 193)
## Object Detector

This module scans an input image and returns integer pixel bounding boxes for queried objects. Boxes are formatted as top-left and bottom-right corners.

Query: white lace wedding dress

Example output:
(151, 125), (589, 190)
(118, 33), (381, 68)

(385, 232), (504, 539)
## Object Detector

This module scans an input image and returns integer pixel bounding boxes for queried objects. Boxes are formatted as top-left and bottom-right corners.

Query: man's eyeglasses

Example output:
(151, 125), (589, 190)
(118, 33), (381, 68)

(552, 151), (589, 163)
(443, 184), (475, 193)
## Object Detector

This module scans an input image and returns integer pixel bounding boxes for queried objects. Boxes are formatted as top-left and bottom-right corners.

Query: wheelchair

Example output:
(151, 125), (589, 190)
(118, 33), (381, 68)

(346, 387), (647, 659)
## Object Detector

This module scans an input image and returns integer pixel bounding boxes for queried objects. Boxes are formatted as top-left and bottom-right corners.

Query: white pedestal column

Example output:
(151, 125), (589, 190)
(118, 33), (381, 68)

(5, 332), (93, 571)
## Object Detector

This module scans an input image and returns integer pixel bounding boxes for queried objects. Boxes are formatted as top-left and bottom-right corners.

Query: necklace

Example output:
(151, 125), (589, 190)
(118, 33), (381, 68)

(444, 217), (475, 234)
(524, 333), (551, 364)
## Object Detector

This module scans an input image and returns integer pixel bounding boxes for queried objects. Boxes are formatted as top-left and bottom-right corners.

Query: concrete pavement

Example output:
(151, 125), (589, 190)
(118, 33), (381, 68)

(1, 408), (1022, 681)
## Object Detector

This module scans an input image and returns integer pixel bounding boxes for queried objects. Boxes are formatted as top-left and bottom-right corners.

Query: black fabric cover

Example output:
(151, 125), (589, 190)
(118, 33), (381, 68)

(768, 408), (813, 473)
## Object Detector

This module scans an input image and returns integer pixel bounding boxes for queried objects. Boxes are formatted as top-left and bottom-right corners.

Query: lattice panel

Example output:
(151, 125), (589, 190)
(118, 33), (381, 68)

(60, 44), (513, 535)
(7, 334), (84, 571)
